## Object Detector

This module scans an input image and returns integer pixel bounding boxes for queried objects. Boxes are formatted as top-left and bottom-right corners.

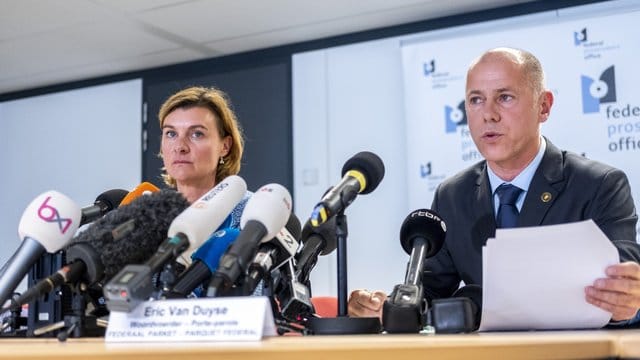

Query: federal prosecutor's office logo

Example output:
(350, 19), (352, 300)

(574, 28), (587, 46)
(581, 66), (616, 114)
(423, 59), (436, 76)
(420, 161), (432, 178)
(444, 100), (467, 133)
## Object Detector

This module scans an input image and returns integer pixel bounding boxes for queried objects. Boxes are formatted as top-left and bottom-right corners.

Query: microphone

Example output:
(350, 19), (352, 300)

(294, 217), (337, 285)
(276, 259), (315, 322)
(3, 190), (189, 311)
(244, 213), (302, 295)
(104, 175), (247, 311)
(80, 188), (128, 225)
(207, 183), (292, 297)
(310, 151), (384, 227)
(119, 182), (160, 206)
(0, 191), (81, 308)
(167, 228), (240, 298)
(273, 218), (335, 322)
(172, 175), (248, 266)
(383, 208), (446, 333)
(431, 284), (482, 333)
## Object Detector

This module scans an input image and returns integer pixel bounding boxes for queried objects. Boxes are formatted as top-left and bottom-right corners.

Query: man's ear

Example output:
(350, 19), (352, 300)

(539, 90), (554, 123)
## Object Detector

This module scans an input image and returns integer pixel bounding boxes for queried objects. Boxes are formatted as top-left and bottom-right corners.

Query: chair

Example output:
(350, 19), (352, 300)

(310, 296), (338, 318)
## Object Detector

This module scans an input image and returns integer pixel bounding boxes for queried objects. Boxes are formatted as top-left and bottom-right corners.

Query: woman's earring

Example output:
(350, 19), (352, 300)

(219, 157), (225, 165)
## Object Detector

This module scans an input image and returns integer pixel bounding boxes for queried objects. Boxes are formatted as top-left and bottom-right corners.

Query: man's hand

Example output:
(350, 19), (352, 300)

(585, 262), (640, 322)
(347, 289), (387, 320)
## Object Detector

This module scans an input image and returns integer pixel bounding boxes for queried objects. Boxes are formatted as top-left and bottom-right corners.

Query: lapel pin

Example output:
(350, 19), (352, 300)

(541, 192), (552, 203)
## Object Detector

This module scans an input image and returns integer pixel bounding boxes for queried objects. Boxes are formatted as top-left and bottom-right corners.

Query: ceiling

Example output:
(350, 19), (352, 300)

(0, 0), (535, 96)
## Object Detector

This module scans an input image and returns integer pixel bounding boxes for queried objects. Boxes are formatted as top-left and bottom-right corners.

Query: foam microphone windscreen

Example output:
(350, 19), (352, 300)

(341, 151), (385, 194)
(399, 209), (446, 258)
(68, 189), (189, 282)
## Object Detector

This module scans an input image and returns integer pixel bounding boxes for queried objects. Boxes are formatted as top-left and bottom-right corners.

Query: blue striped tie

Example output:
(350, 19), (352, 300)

(495, 184), (523, 228)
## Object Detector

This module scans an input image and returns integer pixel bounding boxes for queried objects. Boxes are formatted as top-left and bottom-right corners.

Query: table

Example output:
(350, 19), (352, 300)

(2, 330), (638, 360)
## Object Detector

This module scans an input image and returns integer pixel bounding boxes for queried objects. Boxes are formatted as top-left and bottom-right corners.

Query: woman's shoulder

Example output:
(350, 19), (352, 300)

(225, 190), (253, 229)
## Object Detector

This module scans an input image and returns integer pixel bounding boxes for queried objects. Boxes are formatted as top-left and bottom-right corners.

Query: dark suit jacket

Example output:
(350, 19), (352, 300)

(425, 139), (639, 301)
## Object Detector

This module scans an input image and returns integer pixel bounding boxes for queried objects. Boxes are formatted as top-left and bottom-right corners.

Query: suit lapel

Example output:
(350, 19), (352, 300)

(519, 139), (566, 227)
(475, 163), (497, 245)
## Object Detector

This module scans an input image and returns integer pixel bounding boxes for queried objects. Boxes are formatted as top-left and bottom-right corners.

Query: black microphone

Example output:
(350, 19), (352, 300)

(309, 151), (384, 227)
(244, 213), (302, 295)
(431, 285), (482, 333)
(275, 259), (315, 323)
(294, 217), (337, 285)
(383, 208), (446, 333)
(80, 189), (128, 225)
(3, 190), (189, 311)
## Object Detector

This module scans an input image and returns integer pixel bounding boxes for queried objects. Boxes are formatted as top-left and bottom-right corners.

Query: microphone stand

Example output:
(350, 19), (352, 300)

(33, 285), (105, 341)
(336, 211), (349, 316)
(307, 211), (381, 334)
(0, 293), (28, 337)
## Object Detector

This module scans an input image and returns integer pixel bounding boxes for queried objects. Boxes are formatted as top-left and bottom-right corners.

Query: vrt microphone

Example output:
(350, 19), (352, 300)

(0, 191), (81, 308)
(3, 190), (189, 311)
(310, 151), (384, 227)
(295, 217), (337, 285)
(244, 213), (302, 295)
(207, 183), (292, 297)
(119, 182), (159, 207)
(80, 188), (128, 225)
(383, 208), (446, 333)
(167, 228), (240, 298)
(104, 175), (247, 312)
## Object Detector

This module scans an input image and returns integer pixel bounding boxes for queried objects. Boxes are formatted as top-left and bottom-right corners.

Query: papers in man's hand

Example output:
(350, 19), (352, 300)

(479, 220), (618, 331)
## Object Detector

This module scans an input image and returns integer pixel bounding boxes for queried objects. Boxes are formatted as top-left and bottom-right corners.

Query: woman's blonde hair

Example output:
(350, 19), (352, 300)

(158, 86), (244, 187)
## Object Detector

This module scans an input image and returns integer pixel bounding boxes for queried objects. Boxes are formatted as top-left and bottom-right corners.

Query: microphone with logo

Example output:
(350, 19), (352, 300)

(104, 175), (247, 312)
(165, 228), (240, 298)
(2, 190), (190, 313)
(2, 188), (128, 280)
(309, 151), (384, 227)
(383, 209), (446, 333)
(243, 213), (301, 296)
(307, 151), (385, 331)
(0, 191), (81, 308)
(206, 183), (292, 298)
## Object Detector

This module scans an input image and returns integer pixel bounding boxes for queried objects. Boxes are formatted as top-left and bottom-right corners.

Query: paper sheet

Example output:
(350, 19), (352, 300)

(479, 220), (618, 331)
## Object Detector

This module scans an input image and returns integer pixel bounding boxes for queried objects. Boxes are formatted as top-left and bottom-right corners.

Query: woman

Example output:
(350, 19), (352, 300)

(158, 86), (249, 229)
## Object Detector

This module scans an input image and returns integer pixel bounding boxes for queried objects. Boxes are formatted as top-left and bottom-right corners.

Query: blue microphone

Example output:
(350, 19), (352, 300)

(167, 228), (240, 297)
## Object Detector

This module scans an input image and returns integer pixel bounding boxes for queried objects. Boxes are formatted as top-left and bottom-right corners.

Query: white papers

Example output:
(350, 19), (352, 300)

(479, 220), (618, 331)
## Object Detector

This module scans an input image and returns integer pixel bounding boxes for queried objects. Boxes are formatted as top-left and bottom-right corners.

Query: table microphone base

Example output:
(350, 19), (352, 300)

(307, 316), (381, 335)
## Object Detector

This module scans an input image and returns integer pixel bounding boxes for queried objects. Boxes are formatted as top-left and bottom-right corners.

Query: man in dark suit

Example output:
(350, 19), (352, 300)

(348, 47), (640, 324)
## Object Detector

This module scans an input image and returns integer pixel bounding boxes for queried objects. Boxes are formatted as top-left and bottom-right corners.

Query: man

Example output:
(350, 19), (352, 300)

(348, 47), (640, 325)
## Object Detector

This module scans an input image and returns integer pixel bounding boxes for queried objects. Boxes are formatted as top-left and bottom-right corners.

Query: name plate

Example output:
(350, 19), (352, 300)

(106, 296), (276, 342)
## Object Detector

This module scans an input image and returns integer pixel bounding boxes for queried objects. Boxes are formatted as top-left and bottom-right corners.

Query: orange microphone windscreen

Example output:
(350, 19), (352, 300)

(119, 182), (160, 206)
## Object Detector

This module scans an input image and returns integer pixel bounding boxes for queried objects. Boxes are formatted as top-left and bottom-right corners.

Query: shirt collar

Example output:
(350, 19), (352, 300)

(487, 136), (546, 194)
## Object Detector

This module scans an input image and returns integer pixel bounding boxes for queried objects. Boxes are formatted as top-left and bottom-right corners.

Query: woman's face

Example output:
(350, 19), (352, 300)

(160, 106), (230, 188)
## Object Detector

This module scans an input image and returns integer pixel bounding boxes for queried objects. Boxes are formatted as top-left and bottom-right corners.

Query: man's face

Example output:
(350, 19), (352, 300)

(465, 54), (549, 172)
